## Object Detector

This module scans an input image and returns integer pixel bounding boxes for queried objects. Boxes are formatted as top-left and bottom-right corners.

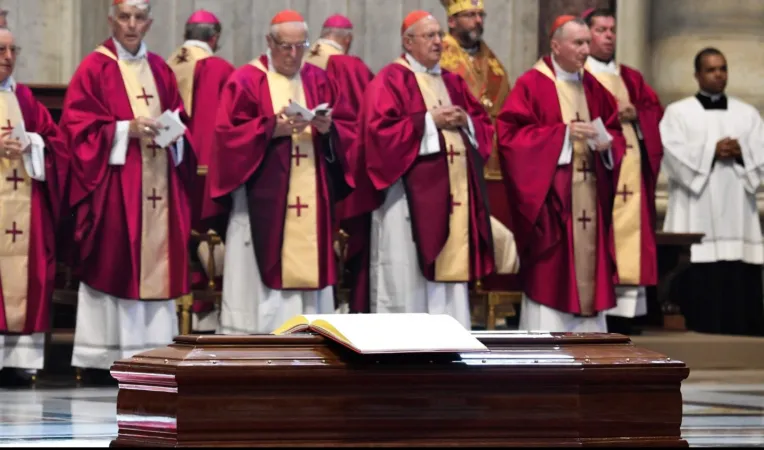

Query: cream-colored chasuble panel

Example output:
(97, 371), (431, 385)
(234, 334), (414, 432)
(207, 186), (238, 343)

(96, 46), (170, 299)
(589, 67), (642, 285)
(167, 45), (211, 117)
(397, 58), (470, 282)
(0, 91), (31, 332)
(304, 42), (343, 71)
(534, 60), (598, 316)
(251, 59), (320, 289)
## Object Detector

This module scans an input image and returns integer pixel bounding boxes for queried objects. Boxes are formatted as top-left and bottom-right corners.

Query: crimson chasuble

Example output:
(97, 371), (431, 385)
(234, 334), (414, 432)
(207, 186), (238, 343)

(211, 54), (355, 291)
(0, 82), (68, 334)
(496, 56), (626, 316)
(167, 42), (235, 231)
(351, 56), (495, 312)
(61, 38), (195, 301)
(584, 61), (664, 287)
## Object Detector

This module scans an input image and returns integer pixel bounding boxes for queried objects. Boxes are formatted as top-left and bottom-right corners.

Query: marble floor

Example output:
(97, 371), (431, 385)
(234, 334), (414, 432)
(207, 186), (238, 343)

(0, 370), (761, 447)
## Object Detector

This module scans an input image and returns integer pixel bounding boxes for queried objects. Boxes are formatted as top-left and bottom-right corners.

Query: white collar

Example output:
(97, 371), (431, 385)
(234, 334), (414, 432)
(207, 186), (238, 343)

(552, 56), (581, 81)
(315, 38), (344, 53)
(183, 39), (214, 55)
(405, 53), (441, 75)
(0, 76), (15, 92)
(699, 90), (724, 102)
(585, 56), (618, 75)
(112, 37), (147, 61)
(265, 50), (301, 80)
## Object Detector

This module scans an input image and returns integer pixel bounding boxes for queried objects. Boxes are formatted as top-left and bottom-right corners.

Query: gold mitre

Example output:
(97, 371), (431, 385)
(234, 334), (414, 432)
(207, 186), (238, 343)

(440, 0), (484, 16)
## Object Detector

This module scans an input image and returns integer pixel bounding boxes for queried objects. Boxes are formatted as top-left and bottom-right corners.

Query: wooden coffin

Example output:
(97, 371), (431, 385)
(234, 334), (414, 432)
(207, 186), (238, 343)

(110, 332), (689, 447)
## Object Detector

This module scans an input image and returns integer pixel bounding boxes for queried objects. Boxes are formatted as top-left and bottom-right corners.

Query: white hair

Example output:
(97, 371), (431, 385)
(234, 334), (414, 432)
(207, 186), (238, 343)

(109, 2), (152, 18)
(320, 27), (352, 39)
(269, 21), (309, 38)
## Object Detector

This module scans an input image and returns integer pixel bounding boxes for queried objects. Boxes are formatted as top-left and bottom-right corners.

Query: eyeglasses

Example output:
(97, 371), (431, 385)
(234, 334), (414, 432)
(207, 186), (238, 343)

(270, 35), (309, 52)
(0, 45), (20, 56)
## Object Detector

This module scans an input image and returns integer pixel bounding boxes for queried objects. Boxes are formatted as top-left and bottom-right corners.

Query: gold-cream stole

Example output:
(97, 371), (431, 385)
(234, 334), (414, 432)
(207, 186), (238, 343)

(304, 41), (343, 71)
(586, 63), (642, 285)
(167, 44), (210, 176)
(0, 89), (32, 331)
(167, 44), (211, 118)
(396, 58), (470, 282)
(533, 59), (598, 315)
(250, 59), (320, 289)
(96, 46), (171, 299)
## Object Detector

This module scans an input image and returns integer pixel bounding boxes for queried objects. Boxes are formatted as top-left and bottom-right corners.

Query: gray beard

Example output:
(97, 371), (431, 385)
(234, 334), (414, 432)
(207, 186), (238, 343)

(457, 29), (482, 49)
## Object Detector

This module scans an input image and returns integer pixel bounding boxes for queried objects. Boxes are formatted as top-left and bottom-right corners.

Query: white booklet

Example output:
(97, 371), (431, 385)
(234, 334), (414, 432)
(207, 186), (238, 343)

(153, 109), (186, 148)
(273, 313), (488, 355)
(284, 102), (331, 121)
(587, 117), (613, 148)
(10, 122), (30, 150)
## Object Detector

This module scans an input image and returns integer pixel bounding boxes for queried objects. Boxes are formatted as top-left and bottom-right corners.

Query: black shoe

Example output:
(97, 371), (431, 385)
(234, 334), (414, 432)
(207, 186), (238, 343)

(79, 368), (118, 387)
(0, 368), (37, 388)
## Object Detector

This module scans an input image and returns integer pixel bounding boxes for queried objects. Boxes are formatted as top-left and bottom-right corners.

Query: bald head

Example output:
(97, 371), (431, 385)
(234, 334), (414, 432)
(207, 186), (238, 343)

(0, 27), (17, 83)
(550, 18), (590, 73)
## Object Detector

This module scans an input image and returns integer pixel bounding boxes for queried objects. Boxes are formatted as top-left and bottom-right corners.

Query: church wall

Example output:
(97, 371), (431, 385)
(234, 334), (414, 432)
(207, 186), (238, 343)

(0, 0), (539, 86)
(616, 0), (764, 226)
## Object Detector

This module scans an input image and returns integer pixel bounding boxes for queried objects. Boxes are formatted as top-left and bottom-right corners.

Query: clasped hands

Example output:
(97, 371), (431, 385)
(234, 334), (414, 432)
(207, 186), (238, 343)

(432, 105), (469, 130)
(569, 121), (609, 152)
(274, 106), (332, 138)
(618, 102), (637, 122)
(716, 137), (742, 160)
(0, 135), (30, 160)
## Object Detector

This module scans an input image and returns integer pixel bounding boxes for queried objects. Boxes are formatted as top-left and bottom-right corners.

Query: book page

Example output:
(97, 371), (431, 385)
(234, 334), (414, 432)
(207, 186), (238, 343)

(587, 117), (613, 148)
(154, 109), (186, 148)
(302, 313), (488, 354)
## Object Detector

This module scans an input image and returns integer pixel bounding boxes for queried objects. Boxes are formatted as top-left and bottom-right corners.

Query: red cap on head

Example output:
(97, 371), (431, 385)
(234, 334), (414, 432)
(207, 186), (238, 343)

(580, 8), (595, 20)
(550, 14), (576, 37)
(187, 9), (220, 25)
(401, 10), (433, 35)
(323, 14), (353, 29)
(271, 9), (305, 25)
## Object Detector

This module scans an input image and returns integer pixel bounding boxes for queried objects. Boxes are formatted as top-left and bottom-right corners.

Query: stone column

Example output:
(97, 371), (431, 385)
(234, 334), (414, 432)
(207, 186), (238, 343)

(649, 0), (764, 112)
(537, 0), (614, 56)
(614, 0), (648, 74)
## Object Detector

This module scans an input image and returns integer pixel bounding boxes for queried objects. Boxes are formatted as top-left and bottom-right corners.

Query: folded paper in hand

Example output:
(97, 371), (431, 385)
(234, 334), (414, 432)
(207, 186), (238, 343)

(284, 102), (331, 121)
(153, 109), (186, 148)
(587, 117), (613, 148)
(10, 122), (30, 150)
(272, 313), (488, 355)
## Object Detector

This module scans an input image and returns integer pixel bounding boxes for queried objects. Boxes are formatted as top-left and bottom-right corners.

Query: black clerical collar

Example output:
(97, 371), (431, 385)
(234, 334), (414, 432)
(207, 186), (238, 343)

(591, 55), (614, 65)
(696, 91), (728, 110)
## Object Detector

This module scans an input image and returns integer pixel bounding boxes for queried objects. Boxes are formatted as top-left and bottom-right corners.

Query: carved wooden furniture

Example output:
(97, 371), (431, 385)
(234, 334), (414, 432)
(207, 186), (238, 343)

(110, 332), (689, 447)
(179, 230), (224, 335)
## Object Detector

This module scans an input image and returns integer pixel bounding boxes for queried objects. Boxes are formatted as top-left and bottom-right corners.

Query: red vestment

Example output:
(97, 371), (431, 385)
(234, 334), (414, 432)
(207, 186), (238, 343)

(211, 55), (355, 290)
(496, 56), (626, 315)
(618, 64), (664, 286)
(351, 59), (495, 312)
(61, 38), (195, 300)
(186, 56), (235, 230)
(0, 84), (68, 334)
(321, 55), (374, 314)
